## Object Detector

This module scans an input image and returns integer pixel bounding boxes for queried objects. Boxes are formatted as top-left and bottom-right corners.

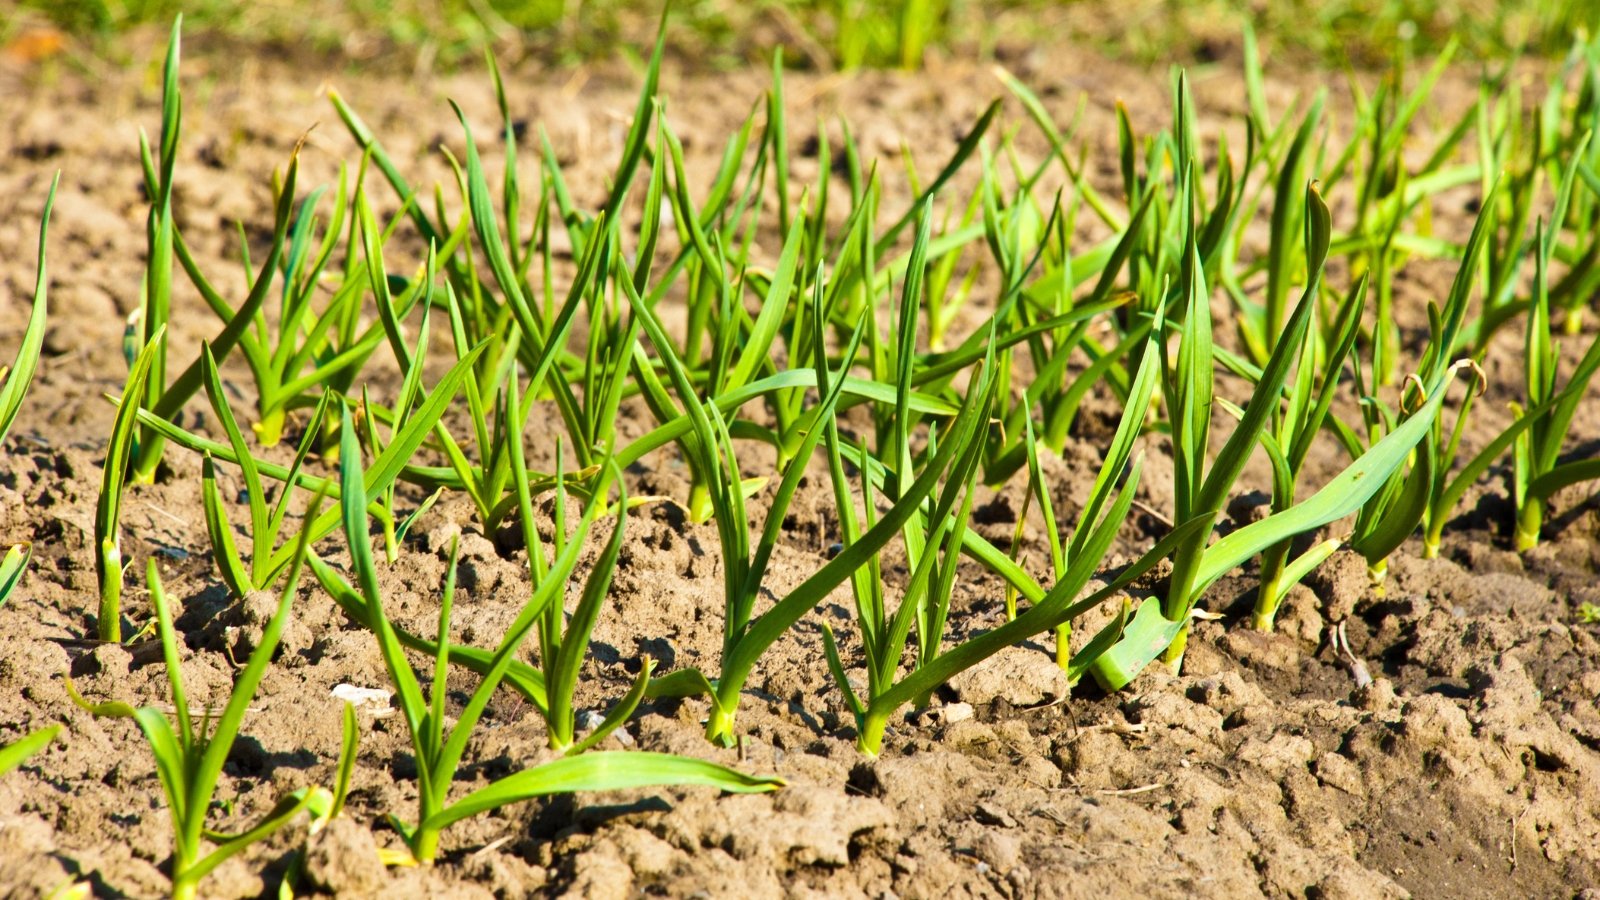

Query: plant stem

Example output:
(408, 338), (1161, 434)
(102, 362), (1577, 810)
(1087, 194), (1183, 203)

(704, 701), (737, 748)
(1564, 309), (1585, 336)
(383, 516), (398, 564)
(171, 842), (199, 900)
(1367, 557), (1388, 596)
(857, 712), (889, 757)
(687, 480), (713, 525)
(1515, 502), (1542, 551)
(1250, 607), (1276, 632)
(97, 540), (121, 643)
(253, 407), (286, 448)
(413, 827), (441, 866)
(132, 437), (165, 485)
(1253, 547), (1287, 632)
(548, 686), (573, 752)
(1160, 621), (1189, 674)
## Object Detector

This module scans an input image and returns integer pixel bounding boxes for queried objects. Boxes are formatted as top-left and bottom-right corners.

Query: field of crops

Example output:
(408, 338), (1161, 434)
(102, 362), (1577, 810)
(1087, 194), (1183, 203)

(2, 6), (1599, 897)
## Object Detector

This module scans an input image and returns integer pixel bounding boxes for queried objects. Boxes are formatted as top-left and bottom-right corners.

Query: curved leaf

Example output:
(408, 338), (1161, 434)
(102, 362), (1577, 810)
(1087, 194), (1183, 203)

(425, 752), (782, 833)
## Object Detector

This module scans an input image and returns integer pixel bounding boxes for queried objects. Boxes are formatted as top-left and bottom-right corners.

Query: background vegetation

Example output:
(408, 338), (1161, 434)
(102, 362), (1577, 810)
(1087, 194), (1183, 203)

(8, 0), (1598, 72)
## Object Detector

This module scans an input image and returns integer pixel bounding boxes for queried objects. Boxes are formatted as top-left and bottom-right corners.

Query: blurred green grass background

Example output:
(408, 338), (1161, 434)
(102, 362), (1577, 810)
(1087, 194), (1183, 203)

(7, 0), (1596, 71)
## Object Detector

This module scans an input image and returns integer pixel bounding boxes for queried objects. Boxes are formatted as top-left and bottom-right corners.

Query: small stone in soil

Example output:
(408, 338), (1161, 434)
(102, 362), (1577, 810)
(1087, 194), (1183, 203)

(911, 702), (974, 726)
(974, 801), (1017, 827)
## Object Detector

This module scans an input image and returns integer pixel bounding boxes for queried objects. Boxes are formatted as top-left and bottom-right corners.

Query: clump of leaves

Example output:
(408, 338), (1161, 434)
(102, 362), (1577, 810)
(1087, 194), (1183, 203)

(311, 405), (782, 863)
(68, 527), (335, 900)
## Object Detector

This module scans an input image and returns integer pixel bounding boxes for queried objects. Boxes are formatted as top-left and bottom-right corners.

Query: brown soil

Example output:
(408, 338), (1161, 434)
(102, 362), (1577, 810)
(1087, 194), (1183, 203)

(2, 28), (1599, 900)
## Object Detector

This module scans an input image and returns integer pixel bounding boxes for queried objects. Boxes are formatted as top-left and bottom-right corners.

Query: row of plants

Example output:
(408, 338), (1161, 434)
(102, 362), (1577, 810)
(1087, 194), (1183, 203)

(5, 15), (1600, 897)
